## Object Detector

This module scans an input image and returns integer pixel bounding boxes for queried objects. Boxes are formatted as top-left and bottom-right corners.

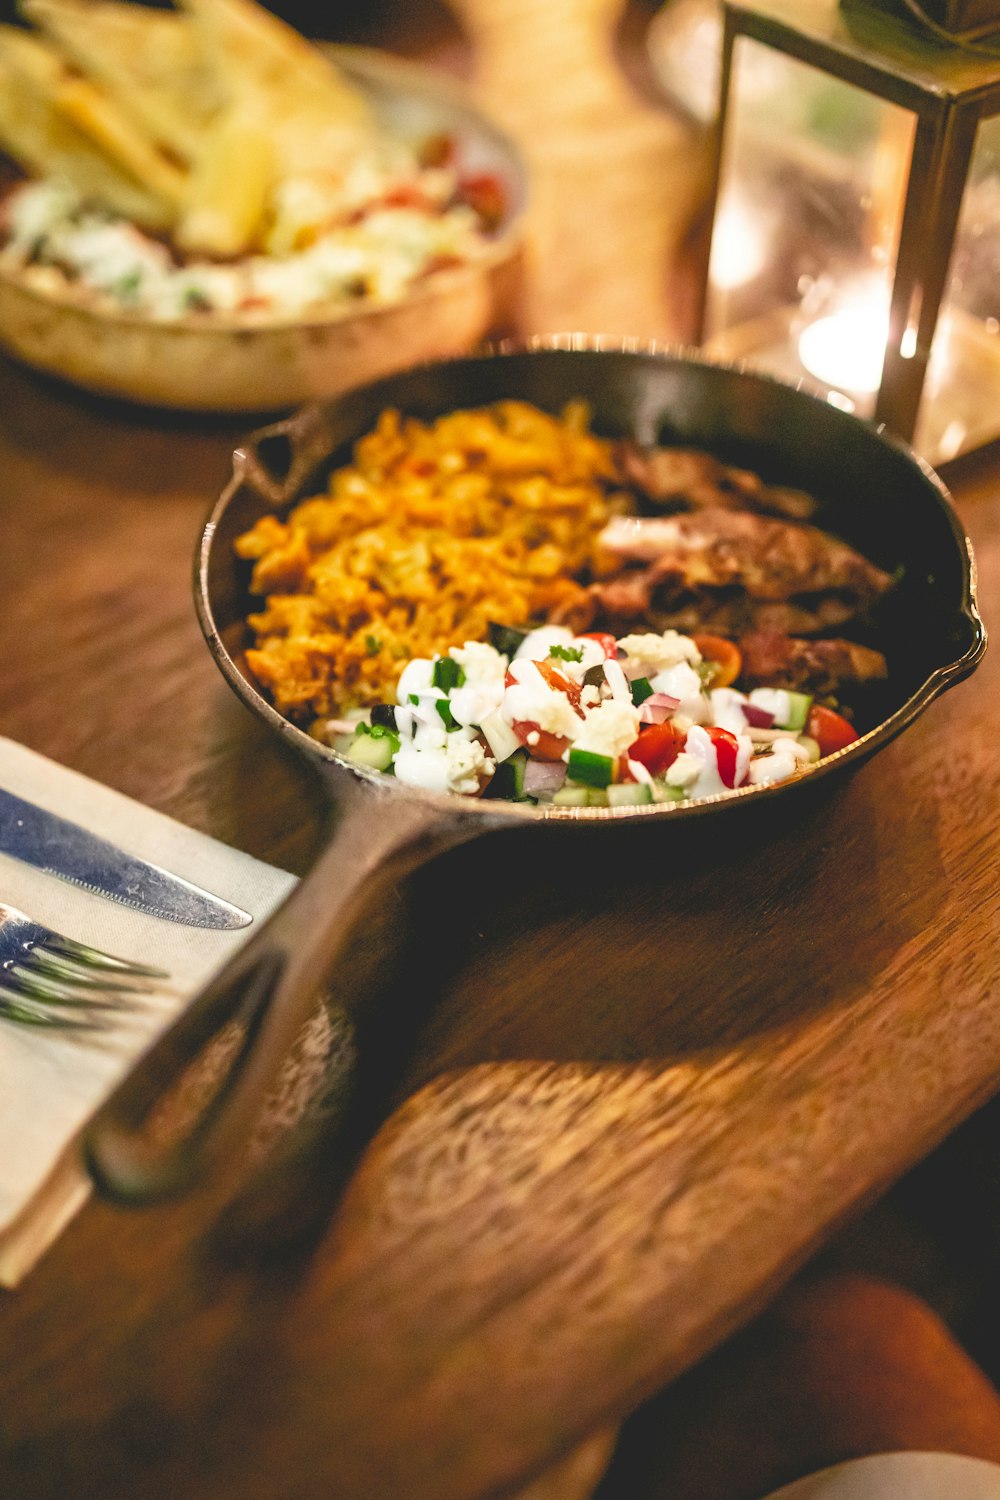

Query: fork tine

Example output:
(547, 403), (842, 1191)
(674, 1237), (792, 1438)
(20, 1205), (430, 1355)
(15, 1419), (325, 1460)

(0, 984), (112, 1031)
(5, 965), (136, 1010)
(27, 947), (149, 993)
(43, 936), (168, 980)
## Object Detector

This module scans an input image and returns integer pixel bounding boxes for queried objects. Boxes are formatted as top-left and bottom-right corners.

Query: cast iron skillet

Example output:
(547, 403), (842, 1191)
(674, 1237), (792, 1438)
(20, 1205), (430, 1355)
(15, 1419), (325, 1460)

(84, 341), (986, 1204)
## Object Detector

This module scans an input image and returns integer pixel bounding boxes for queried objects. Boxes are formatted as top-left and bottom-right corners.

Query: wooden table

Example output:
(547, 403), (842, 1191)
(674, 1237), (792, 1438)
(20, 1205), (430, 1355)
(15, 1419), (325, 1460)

(1, 4), (999, 1499)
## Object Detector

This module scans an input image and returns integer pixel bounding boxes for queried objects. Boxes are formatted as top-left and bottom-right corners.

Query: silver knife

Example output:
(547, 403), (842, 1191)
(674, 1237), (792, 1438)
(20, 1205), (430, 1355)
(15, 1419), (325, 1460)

(0, 787), (252, 931)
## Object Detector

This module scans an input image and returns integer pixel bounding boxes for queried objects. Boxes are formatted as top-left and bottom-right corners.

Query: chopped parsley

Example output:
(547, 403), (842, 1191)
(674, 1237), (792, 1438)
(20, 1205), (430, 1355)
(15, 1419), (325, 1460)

(549, 644), (583, 663)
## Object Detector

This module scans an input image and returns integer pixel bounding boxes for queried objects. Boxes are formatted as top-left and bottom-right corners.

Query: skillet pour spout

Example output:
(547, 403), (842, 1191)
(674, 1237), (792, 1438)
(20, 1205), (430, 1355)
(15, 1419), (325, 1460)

(83, 343), (986, 1206)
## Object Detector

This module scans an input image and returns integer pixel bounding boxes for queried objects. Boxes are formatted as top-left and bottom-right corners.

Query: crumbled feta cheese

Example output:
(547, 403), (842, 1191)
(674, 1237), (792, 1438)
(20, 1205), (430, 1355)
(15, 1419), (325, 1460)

(650, 661), (707, 720)
(448, 640), (507, 727)
(572, 699), (641, 760)
(2, 152), (489, 322)
(502, 663), (582, 739)
(393, 728), (493, 795)
(618, 631), (701, 671)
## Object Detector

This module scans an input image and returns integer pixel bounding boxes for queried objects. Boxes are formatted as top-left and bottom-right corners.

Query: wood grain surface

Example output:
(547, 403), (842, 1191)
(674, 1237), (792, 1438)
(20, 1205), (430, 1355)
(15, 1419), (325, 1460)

(0, 3), (998, 1499)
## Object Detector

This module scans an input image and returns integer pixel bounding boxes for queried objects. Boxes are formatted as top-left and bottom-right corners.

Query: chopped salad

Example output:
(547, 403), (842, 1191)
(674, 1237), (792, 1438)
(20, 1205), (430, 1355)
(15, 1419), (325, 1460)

(1, 145), (501, 322)
(328, 622), (860, 807)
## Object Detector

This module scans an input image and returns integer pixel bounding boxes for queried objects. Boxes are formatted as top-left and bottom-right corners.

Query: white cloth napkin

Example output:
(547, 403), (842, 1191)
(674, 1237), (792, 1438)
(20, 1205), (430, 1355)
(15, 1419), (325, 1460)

(0, 736), (297, 1287)
(762, 1453), (1000, 1499)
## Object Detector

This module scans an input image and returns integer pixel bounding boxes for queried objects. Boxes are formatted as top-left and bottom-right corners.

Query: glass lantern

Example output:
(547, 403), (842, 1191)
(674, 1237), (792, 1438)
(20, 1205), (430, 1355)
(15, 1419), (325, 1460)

(698, 0), (1000, 464)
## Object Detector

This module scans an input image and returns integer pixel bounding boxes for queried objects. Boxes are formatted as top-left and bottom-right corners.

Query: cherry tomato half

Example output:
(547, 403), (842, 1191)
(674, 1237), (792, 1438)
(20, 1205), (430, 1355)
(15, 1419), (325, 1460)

(692, 634), (742, 690)
(705, 726), (741, 788)
(535, 659), (584, 711)
(628, 721), (682, 776)
(807, 704), (859, 757)
(511, 723), (570, 761)
(578, 632), (619, 660)
(510, 660), (584, 760)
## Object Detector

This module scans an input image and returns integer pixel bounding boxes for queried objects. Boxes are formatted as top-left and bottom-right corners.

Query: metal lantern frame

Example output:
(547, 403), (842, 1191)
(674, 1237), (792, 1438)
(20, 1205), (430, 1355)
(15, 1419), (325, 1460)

(699, 0), (1000, 447)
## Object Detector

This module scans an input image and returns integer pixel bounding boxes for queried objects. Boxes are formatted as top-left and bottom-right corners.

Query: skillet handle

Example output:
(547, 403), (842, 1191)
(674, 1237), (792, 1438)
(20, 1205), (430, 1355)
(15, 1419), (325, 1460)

(84, 776), (487, 1205)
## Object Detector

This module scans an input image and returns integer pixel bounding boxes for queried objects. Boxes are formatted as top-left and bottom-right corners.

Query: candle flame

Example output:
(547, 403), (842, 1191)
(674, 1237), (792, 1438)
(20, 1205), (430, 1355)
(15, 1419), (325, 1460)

(798, 298), (890, 396)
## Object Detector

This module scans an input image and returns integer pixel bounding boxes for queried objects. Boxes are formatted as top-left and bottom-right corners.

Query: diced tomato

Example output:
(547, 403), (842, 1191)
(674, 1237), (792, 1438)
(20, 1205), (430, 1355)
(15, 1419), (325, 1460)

(511, 723), (570, 761)
(578, 632), (619, 660)
(628, 720), (682, 776)
(807, 704), (859, 756)
(458, 172), (506, 229)
(535, 659), (584, 713)
(692, 634), (742, 689)
(509, 659), (584, 761)
(382, 183), (430, 211)
(705, 726), (741, 788)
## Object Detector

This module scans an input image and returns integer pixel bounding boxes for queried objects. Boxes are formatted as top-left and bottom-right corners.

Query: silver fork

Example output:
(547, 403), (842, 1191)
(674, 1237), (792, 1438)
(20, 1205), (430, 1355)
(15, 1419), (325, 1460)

(0, 901), (167, 1030)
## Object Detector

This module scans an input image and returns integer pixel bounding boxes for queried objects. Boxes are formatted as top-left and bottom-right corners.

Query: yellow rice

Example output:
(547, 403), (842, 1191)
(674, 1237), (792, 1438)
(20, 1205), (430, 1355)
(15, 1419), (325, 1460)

(235, 399), (622, 721)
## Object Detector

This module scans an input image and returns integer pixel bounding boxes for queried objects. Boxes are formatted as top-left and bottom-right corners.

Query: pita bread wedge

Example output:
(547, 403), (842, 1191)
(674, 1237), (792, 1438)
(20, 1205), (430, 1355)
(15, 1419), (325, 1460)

(175, 100), (273, 256)
(21, 0), (222, 164)
(178, 0), (374, 128)
(0, 50), (175, 227)
(0, 25), (184, 205)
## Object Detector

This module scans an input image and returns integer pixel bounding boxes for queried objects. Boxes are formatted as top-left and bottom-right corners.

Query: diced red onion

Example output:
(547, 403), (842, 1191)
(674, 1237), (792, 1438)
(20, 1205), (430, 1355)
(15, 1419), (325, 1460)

(740, 702), (775, 729)
(638, 692), (680, 724)
(523, 759), (567, 796)
(618, 657), (647, 682)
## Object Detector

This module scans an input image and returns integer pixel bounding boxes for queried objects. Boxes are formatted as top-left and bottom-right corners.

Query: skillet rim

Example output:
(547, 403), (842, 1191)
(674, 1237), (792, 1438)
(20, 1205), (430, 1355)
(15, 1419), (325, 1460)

(195, 338), (987, 826)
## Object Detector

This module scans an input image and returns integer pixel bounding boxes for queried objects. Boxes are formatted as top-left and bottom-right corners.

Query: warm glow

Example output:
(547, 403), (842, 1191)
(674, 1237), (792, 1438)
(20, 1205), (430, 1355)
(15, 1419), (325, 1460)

(709, 198), (769, 293)
(798, 296), (890, 395)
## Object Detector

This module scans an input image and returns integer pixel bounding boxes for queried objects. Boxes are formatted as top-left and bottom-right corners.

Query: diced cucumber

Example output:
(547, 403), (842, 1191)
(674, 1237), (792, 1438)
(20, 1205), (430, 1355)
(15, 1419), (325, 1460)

(436, 699), (460, 732)
(487, 750), (528, 800)
(480, 707), (521, 762)
(796, 734), (822, 763)
(630, 676), (653, 706)
(654, 781), (687, 802)
(552, 785), (590, 807)
(779, 691), (813, 732)
(432, 656), (465, 692)
(566, 747), (614, 788)
(346, 727), (399, 771)
(607, 782), (654, 806)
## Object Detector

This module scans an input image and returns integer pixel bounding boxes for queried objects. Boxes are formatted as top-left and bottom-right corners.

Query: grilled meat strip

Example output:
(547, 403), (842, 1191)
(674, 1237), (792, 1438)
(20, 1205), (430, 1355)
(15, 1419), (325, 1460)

(739, 631), (888, 696)
(617, 442), (817, 521)
(590, 591), (865, 639)
(596, 509), (892, 606)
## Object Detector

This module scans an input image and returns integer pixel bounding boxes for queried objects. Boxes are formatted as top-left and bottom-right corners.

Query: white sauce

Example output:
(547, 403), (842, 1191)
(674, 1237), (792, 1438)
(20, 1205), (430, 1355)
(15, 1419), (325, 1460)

(1, 160), (490, 322)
